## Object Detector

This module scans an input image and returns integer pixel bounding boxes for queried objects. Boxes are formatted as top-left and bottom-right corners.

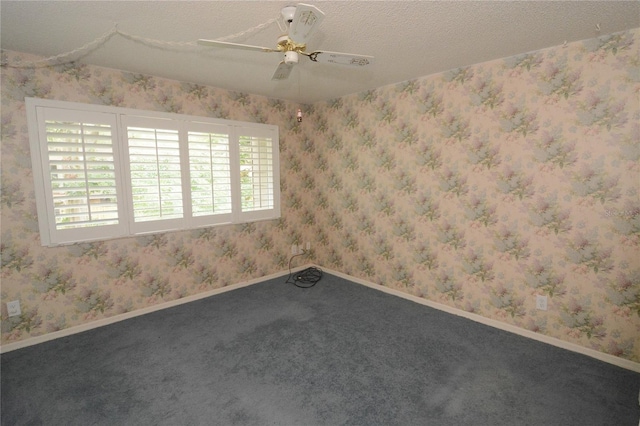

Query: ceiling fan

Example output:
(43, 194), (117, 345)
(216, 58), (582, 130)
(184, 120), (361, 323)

(197, 3), (374, 80)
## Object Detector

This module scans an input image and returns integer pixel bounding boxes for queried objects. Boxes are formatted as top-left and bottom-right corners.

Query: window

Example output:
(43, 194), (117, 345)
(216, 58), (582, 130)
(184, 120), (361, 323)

(238, 130), (277, 217)
(27, 98), (280, 246)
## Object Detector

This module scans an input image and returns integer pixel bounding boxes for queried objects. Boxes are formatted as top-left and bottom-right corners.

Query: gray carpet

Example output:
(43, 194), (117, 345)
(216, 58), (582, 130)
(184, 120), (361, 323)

(1, 272), (639, 425)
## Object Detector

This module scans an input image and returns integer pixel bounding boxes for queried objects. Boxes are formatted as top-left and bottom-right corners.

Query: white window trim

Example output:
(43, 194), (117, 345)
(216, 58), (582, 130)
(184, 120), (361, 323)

(26, 98), (280, 247)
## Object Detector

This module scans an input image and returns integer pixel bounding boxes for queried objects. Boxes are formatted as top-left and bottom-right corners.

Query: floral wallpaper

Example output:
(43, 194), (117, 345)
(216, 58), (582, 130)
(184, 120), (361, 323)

(297, 29), (639, 362)
(1, 52), (304, 342)
(2, 28), (639, 363)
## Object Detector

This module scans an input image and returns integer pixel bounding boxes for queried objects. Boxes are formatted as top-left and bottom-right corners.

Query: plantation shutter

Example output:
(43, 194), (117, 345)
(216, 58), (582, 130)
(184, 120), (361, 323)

(236, 127), (280, 222)
(121, 116), (185, 234)
(187, 122), (233, 226)
(27, 98), (280, 246)
(33, 107), (127, 246)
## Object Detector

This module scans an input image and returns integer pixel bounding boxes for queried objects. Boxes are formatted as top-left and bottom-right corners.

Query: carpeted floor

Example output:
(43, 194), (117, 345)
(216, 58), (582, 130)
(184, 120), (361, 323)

(2, 272), (639, 425)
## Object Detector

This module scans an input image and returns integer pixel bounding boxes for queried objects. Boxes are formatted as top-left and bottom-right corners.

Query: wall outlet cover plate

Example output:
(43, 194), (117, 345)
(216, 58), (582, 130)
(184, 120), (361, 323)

(7, 300), (21, 317)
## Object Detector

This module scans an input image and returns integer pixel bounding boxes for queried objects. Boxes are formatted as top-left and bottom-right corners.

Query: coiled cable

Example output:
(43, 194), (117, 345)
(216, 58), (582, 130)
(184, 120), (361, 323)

(285, 252), (322, 288)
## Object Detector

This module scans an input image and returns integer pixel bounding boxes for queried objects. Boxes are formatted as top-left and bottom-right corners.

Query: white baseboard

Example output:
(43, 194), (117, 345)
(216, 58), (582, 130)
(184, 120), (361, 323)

(0, 264), (312, 354)
(3, 263), (639, 374)
(320, 266), (640, 374)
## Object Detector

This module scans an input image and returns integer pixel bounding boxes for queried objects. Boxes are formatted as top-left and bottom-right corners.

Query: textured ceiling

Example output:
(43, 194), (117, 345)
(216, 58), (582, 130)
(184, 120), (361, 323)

(1, 1), (639, 104)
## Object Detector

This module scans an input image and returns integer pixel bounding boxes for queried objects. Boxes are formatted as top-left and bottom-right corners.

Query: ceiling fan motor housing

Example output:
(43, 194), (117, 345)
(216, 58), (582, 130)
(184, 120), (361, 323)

(197, 3), (373, 82)
(284, 51), (299, 65)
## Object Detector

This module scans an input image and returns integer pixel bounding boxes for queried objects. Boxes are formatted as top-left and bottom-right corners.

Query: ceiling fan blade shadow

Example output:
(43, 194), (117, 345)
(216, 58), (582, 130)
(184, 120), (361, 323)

(289, 3), (325, 44)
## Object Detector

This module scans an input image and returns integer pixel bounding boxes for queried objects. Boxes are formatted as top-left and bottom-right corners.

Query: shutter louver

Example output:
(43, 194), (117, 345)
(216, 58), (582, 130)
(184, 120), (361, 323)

(239, 135), (274, 212)
(45, 120), (119, 230)
(127, 126), (183, 222)
(188, 131), (232, 216)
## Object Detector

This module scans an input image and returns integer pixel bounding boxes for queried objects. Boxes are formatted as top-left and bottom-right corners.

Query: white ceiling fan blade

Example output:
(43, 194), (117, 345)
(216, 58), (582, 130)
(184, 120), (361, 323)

(289, 3), (325, 44)
(198, 39), (277, 53)
(272, 61), (294, 80)
(304, 51), (374, 67)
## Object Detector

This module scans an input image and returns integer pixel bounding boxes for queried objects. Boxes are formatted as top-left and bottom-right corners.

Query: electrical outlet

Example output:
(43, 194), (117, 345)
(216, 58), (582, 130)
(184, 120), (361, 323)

(305, 241), (310, 251)
(7, 300), (21, 317)
(536, 295), (548, 311)
(291, 244), (298, 255)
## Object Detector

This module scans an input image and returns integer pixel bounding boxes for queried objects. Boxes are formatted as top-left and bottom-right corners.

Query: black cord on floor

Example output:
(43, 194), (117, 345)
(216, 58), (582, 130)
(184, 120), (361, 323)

(285, 252), (322, 288)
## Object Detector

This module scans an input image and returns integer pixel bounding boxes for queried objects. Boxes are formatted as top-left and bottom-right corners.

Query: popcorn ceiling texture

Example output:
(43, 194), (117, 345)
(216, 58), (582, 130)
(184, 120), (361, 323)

(1, 28), (639, 362)
(3, 1), (639, 104)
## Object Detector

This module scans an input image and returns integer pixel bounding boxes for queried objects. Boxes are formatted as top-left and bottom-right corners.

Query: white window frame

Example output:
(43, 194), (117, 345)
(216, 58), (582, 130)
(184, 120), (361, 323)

(26, 98), (280, 247)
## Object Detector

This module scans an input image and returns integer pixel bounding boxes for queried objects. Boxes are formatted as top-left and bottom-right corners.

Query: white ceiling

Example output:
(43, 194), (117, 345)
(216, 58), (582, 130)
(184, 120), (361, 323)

(2, 1), (639, 104)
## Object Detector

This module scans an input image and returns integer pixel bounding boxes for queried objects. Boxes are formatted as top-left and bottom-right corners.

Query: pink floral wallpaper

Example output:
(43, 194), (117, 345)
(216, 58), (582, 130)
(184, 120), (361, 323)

(1, 52), (303, 341)
(2, 28), (639, 363)
(298, 29), (639, 362)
